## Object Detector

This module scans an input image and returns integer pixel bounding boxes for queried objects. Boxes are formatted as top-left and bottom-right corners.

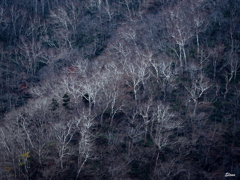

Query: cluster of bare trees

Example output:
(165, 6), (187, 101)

(0, 33), (183, 177)
(0, 96), (94, 179)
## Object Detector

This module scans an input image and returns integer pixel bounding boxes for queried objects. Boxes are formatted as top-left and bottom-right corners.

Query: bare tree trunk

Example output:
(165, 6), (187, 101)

(183, 45), (187, 67)
(100, 102), (110, 126)
(76, 156), (88, 180)
(125, 0), (132, 21)
(193, 100), (198, 116)
(179, 44), (183, 68)
(196, 31), (199, 54)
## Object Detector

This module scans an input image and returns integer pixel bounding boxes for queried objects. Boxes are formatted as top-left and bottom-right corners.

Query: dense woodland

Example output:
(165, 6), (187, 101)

(0, 0), (240, 179)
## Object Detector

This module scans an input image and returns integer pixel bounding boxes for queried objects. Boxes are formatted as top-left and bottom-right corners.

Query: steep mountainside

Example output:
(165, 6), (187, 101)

(0, 0), (240, 179)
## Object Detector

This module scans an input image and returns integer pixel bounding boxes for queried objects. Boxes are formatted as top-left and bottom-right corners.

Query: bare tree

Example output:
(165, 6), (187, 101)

(124, 107), (145, 157)
(208, 43), (225, 82)
(121, 58), (150, 102)
(86, 0), (102, 11)
(119, 0), (144, 21)
(115, 27), (151, 102)
(97, 62), (125, 126)
(10, 5), (21, 36)
(165, 2), (195, 68)
(49, 3), (82, 52)
(50, 3), (81, 32)
(149, 55), (179, 101)
(152, 102), (175, 150)
(138, 97), (153, 143)
(51, 120), (76, 169)
(184, 73), (211, 116)
(1, 113), (33, 180)
(74, 110), (94, 179)
(22, 98), (55, 166)
(223, 16), (240, 99)
(187, 0), (209, 54)
(0, 127), (19, 179)
(16, 36), (47, 75)
(103, 0), (114, 21)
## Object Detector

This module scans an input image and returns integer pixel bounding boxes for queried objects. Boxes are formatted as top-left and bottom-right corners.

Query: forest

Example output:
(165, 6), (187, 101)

(0, 0), (240, 179)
